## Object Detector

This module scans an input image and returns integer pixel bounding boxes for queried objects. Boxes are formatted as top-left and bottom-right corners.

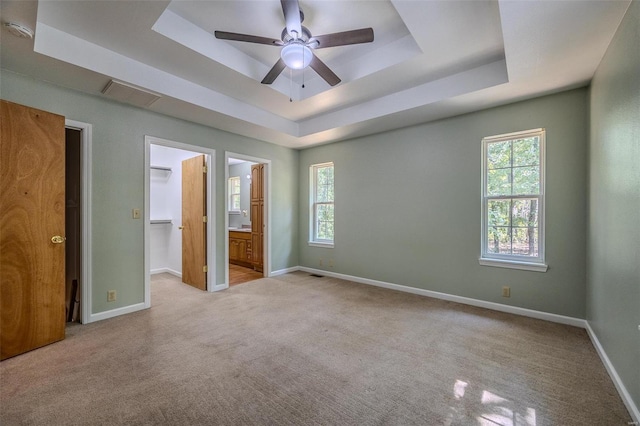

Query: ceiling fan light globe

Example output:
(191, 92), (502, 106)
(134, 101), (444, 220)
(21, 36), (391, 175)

(280, 43), (312, 70)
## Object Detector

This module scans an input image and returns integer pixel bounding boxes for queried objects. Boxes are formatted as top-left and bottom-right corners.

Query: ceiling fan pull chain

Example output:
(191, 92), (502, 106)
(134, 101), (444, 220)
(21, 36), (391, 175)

(302, 48), (305, 89)
(289, 67), (293, 102)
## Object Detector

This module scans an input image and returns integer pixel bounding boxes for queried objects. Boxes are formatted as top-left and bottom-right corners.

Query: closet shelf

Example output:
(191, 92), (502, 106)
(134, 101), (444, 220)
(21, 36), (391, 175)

(150, 165), (172, 172)
(150, 219), (172, 224)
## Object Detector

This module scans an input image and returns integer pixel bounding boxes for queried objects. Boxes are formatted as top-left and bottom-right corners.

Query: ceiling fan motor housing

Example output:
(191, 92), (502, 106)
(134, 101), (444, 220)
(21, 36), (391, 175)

(281, 26), (312, 44)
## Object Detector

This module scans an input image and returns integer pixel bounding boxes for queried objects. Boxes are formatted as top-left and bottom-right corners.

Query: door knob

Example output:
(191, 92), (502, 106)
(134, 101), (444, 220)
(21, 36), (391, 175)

(178, 226), (184, 230)
(51, 235), (65, 244)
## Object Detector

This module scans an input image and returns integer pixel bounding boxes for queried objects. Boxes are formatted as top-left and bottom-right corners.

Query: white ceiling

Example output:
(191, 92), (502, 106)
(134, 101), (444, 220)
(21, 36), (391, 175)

(0, 0), (631, 149)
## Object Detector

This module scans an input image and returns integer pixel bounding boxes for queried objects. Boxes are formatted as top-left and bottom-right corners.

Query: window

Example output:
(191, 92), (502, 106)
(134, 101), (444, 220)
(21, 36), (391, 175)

(228, 176), (240, 212)
(310, 162), (334, 247)
(481, 129), (547, 272)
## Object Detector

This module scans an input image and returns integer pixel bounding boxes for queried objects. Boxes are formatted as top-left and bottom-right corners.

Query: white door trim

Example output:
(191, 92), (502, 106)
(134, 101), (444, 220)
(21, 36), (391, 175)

(65, 120), (93, 324)
(144, 136), (217, 304)
(224, 152), (272, 288)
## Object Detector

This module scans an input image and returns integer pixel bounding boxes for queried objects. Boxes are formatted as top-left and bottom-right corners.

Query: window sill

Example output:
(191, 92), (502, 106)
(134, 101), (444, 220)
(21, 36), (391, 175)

(308, 241), (334, 249)
(479, 258), (548, 272)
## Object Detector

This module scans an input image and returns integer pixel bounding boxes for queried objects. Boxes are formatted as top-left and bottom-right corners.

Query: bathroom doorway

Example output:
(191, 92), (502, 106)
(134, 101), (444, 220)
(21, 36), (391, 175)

(225, 153), (270, 287)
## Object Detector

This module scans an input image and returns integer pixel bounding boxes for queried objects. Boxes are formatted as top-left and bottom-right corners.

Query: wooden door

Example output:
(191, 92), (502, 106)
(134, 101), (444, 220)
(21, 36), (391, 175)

(182, 155), (207, 290)
(1, 100), (66, 360)
(181, 155), (207, 290)
(250, 164), (264, 272)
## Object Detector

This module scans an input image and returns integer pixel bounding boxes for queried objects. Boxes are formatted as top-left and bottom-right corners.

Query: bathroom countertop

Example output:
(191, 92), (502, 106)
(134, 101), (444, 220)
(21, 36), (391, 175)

(229, 227), (251, 233)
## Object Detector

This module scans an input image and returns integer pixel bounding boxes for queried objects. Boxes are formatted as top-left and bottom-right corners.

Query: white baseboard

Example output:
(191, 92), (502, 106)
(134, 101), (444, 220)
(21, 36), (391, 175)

(270, 266), (299, 277)
(150, 268), (181, 278)
(211, 283), (229, 292)
(298, 267), (586, 328)
(585, 322), (639, 423)
(85, 302), (147, 324)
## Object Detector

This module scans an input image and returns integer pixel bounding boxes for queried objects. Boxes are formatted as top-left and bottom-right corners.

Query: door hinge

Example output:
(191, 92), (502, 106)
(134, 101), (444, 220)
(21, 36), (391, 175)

(203, 166), (208, 174)
(203, 216), (208, 223)
(203, 265), (208, 273)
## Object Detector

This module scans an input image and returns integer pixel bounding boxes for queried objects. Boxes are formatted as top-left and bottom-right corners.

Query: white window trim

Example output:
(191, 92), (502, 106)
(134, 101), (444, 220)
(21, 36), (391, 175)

(479, 258), (548, 272)
(309, 162), (334, 248)
(480, 128), (547, 272)
(308, 241), (335, 248)
(228, 176), (240, 214)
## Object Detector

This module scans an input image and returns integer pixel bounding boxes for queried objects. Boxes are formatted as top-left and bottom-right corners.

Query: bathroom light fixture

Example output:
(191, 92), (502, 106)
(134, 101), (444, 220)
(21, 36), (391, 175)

(280, 42), (313, 70)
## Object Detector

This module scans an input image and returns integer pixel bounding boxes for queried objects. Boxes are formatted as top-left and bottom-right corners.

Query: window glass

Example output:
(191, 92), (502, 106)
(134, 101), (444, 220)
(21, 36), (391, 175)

(482, 130), (545, 266)
(228, 176), (240, 211)
(310, 163), (334, 245)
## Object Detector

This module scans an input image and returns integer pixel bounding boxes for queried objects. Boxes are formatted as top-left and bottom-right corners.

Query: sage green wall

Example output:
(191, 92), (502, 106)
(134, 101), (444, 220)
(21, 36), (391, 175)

(300, 89), (588, 318)
(1, 70), (298, 315)
(588, 0), (640, 411)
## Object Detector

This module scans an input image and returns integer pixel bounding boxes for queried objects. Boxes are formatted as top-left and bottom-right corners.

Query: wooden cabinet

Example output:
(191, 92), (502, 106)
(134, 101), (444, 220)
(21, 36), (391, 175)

(229, 231), (252, 268)
(251, 163), (263, 200)
(229, 163), (264, 272)
(251, 164), (264, 272)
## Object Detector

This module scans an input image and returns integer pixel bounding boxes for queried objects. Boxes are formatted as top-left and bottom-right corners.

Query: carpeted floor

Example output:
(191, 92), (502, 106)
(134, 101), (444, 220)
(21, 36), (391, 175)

(0, 272), (631, 425)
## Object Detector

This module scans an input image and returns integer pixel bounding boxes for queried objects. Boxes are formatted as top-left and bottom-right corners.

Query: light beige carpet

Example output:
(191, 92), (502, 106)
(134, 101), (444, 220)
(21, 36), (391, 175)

(0, 272), (631, 425)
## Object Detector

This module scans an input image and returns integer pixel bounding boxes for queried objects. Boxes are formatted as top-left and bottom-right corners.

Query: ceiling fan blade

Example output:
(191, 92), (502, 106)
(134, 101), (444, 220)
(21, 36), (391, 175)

(261, 59), (287, 84)
(281, 0), (302, 39)
(215, 31), (282, 46)
(312, 28), (374, 49)
(310, 54), (341, 87)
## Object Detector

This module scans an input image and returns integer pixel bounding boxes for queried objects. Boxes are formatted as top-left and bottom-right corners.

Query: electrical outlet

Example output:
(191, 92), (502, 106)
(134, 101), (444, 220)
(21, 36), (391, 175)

(107, 290), (117, 302)
(319, 258), (323, 266)
(502, 286), (511, 298)
(328, 259), (334, 268)
(132, 208), (141, 219)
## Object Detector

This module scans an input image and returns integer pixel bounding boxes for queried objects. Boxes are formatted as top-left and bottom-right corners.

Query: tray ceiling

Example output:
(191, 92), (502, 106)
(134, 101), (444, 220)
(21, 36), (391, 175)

(0, 0), (631, 148)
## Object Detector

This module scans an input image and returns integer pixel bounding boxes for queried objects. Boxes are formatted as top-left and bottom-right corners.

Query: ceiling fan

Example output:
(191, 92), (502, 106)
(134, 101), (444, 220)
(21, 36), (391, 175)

(214, 0), (374, 87)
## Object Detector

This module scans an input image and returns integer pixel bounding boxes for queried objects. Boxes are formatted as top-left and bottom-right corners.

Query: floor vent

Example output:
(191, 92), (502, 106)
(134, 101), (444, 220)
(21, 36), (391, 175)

(310, 274), (324, 278)
(101, 80), (161, 107)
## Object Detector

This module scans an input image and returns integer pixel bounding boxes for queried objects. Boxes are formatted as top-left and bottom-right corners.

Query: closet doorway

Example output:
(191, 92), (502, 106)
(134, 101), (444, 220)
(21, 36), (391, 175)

(144, 137), (216, 306)
(65, 128), (82, 323)
(225, 153), (270, 287)
(64, 119), (92, 325)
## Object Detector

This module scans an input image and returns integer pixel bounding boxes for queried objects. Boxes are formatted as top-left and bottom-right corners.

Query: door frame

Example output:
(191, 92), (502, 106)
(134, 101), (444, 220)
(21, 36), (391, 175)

(144, 136), (217, 303)
(224, 152), (271, 288)
(65, 119), (93, 324)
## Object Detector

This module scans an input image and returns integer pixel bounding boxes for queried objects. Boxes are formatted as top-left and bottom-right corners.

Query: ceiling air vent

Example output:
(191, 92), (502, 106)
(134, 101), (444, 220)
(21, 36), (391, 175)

(101, 80), (161, 108)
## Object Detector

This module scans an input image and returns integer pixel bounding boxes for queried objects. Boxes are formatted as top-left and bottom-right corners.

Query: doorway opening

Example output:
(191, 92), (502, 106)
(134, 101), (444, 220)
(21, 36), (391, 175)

(144, 136), (216, 307)
(225, 153), (271, 287)
(64, 120), (92, 324)
(65, 128), (82, 323)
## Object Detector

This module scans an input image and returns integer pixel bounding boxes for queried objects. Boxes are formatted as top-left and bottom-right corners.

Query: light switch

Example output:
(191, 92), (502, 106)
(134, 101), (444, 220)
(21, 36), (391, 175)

(132, 208), (141, 219)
